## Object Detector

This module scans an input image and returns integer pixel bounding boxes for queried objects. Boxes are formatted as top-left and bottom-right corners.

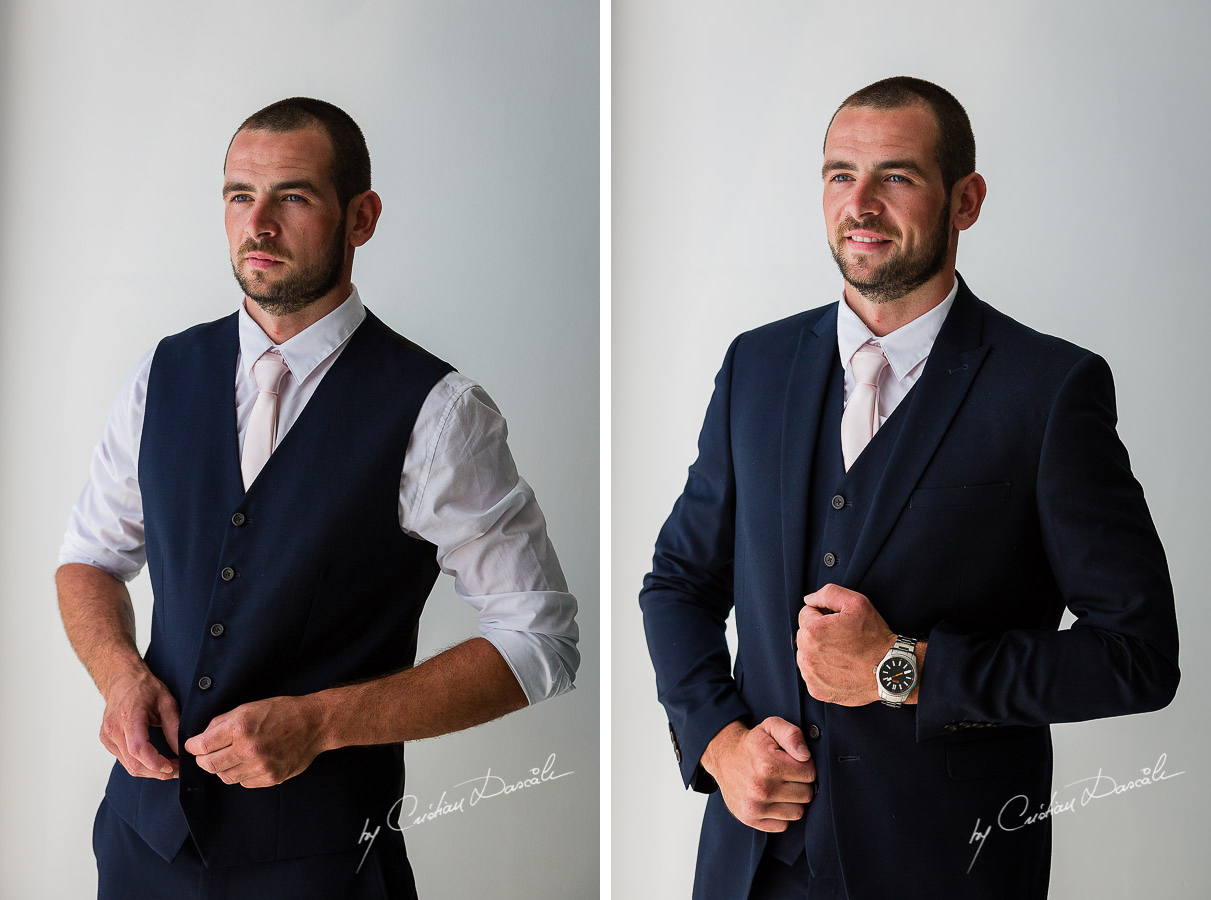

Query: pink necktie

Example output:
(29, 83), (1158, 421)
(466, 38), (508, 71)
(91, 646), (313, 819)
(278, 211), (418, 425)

(841, 342), (889, 471)
(241, 350), (289, 489)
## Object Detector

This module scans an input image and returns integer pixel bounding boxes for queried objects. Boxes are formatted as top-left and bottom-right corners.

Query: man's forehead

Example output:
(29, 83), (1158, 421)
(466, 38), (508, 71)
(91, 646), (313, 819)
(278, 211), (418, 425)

(824, 103), (939, 164)
(224, 126), (334, 181)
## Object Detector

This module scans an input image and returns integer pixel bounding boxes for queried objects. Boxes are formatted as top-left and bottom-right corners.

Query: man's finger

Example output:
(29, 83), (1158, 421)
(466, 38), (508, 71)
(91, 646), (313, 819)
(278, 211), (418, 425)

(759, 716), (810, 762)
(799, 600), (834, 622)
(159, 694), (182, 755)
(196, 745), (243, 776)
(184, 717), (232, 758)
(125, 717), (176, 777)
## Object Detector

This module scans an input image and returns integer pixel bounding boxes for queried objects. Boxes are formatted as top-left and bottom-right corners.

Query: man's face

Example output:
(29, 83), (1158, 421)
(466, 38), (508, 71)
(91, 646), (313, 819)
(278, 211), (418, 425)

(223, 126), (349, 316)
(822, 103), (953, 303)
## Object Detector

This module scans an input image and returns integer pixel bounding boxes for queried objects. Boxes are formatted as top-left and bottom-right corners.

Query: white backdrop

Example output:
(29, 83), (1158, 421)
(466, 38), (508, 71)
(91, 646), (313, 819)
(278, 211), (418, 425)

(613, 1), (1208, 897)
(0, 1), (598, 897)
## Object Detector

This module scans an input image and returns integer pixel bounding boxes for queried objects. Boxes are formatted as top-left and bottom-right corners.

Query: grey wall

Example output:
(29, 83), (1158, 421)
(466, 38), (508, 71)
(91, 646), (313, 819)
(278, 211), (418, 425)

(0, 1), (598, 897)
(613, 1), (1208, 897)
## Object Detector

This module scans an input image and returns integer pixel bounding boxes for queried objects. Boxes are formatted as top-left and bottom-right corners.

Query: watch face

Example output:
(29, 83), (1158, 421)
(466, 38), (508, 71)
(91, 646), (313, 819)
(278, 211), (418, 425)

(877, 656), (916, 695)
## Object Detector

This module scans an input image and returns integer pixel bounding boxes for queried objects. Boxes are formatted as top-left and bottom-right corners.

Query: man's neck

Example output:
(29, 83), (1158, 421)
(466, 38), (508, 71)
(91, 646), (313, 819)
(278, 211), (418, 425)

(245, 283), (354, 344)
(842, 267), (956, 337)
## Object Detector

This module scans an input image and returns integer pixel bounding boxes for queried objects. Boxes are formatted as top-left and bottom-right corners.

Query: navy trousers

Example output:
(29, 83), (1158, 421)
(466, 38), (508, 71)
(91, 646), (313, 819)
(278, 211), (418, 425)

(93, 799), (417, 900)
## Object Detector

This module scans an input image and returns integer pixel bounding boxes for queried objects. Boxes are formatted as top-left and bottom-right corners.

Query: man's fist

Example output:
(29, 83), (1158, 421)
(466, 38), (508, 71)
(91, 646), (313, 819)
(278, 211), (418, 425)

(797, 583), (924, 706)
(185, 695), (325, 789)
(700, 717), (817, 832)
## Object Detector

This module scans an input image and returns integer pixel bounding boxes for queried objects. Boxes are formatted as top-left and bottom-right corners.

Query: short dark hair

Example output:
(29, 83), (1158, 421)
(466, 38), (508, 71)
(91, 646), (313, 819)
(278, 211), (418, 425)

(228, 97), (371, 209)
(826, 77), (975, 194)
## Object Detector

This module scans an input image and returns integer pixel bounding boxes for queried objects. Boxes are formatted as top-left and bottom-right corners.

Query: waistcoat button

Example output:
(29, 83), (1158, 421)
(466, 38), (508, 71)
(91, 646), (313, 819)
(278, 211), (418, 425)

(807, 724), (821, 740)
(210, 623), (225, 637)
(831, 495), (845, 509)
(198, 676), (213, 690)
(823, 552), (836, 567)
(231, 512), (246, 526)
(220, 567), (235, 581)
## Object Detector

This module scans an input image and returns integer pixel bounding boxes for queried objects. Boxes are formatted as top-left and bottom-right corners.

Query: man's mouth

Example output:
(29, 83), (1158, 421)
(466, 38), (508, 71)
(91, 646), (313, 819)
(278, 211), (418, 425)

(845, 231), (893, 246)
(244, 253), (285, 270)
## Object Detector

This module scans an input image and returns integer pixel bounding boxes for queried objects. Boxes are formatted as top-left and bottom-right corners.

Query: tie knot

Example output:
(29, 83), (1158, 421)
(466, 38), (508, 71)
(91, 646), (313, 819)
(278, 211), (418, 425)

(851, 342), (888, 387)
(253, 351), (289, 394)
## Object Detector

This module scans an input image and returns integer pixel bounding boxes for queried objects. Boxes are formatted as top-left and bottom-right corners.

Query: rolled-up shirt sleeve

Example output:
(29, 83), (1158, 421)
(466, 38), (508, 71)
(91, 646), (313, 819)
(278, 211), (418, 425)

(401, 372), (580, 705)
(58, 349), (155, 581)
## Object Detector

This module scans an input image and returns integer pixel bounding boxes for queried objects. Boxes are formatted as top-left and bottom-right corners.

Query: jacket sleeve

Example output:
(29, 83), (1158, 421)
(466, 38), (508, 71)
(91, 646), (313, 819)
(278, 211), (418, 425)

(640, 336), (754, 792)
(916, 352), (1180, 739)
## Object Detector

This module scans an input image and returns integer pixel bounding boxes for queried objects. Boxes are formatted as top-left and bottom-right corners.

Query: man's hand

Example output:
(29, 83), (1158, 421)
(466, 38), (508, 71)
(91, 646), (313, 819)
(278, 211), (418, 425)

(700, 718), (817, 832)
(184, 695), (325, 789)
(797, 584), (896, 706)
(100, 669), (181, 780)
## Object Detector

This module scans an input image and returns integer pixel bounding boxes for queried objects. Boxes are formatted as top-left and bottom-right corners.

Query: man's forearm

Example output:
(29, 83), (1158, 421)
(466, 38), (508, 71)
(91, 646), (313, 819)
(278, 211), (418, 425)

(56, 562), (150, 698)
(311, 637), (528, 751)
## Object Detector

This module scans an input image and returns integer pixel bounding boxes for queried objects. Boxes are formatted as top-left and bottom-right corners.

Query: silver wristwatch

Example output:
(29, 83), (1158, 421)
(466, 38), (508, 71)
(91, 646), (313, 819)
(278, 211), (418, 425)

(873, 635), (919, 707)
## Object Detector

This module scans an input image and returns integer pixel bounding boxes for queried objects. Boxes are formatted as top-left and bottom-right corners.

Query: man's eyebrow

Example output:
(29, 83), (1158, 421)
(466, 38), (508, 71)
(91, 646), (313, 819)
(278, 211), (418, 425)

(822, 159), (856, 177)
(874, 159), (929, 178)
(822, 158), (932, 180)
(222, 179), (325, 196)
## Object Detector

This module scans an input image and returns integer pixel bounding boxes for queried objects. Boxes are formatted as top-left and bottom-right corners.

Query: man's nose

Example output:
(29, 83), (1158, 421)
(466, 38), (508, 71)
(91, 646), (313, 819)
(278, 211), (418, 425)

(847, 177), (883, 220)
(245, 199), (278, 239)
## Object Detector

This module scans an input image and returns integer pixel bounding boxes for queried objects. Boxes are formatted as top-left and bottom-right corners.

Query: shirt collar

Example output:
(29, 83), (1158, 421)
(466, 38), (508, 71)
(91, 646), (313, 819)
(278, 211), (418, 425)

(836, 277), (959, 382)
(237, 286), (367, 384)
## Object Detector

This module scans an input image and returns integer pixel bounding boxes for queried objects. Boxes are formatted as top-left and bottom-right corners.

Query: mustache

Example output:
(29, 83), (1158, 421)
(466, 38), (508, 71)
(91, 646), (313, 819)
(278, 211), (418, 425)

(239, 239), (292, 261)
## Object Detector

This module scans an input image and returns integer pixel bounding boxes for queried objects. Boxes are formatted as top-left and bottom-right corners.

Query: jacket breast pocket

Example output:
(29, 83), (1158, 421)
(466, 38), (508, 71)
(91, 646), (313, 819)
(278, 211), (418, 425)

(945, 730), (1049, 781)
(910, 482), (1011, 509)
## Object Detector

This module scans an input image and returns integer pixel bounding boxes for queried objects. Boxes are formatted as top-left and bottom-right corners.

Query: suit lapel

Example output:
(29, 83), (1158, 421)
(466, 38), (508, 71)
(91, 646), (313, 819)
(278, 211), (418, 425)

(842, 278), (989, 588)
(781, 305), (839, 629)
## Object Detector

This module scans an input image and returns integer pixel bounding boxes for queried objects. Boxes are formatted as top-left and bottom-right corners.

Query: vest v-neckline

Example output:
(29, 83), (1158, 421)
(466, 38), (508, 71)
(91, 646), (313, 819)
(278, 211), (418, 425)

(229, 315), (372, 496)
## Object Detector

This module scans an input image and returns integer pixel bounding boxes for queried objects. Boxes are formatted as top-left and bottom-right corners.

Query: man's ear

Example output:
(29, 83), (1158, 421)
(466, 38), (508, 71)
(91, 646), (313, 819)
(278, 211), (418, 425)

(952, 172), (986, 232)
(347, 190), (383, 247)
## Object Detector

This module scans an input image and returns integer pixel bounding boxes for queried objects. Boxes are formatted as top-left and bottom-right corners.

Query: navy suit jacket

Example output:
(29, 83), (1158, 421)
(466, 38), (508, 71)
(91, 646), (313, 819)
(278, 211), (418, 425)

(640, 276), (1179, 899)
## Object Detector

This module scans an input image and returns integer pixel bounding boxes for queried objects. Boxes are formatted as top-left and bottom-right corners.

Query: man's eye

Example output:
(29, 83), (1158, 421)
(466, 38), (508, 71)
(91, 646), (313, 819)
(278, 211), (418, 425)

(887, 174), (908, 183)
(229, 195), (252, 203)
(282, 194), (306, 202)
(829, 174), (854, 182)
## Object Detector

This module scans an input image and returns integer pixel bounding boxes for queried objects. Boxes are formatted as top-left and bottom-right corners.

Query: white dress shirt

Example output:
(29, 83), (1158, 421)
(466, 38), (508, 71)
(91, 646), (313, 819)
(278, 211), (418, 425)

(836, 277), (959, 423)
(60, 288), (578, 704)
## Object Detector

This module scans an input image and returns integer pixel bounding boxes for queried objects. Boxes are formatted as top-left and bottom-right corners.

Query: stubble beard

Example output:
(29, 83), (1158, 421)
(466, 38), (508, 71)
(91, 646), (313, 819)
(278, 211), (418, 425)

(830, 202), (951, 304)
(233, 224), (347, 317)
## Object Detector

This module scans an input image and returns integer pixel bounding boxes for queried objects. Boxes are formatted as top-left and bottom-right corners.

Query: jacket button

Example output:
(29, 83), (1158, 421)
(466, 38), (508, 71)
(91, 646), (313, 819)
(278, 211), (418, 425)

(210, 623), (225, 637)
(831, 495), (845, 510)
(220, 567), (235, 581)
(823, 552), (836, 567)
(198, 676), (213, 690)
(231, 512), (246, 526)
(807, 724), (821, 740)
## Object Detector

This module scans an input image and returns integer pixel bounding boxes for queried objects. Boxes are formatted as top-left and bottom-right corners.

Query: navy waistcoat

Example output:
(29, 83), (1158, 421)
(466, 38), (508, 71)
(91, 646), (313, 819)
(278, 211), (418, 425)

(104, 309), (452, 866)
(768, 357), (914, 878)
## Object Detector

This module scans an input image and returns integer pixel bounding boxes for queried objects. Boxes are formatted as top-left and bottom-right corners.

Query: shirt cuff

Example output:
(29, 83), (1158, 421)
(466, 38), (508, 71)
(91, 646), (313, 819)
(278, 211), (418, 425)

(469, 589), (580, 704)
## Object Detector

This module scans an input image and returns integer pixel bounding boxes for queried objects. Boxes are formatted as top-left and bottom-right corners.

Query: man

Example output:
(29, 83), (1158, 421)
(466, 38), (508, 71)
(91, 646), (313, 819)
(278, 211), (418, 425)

(58, 97), (579, 898)
(640, 77), (1178, 899)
